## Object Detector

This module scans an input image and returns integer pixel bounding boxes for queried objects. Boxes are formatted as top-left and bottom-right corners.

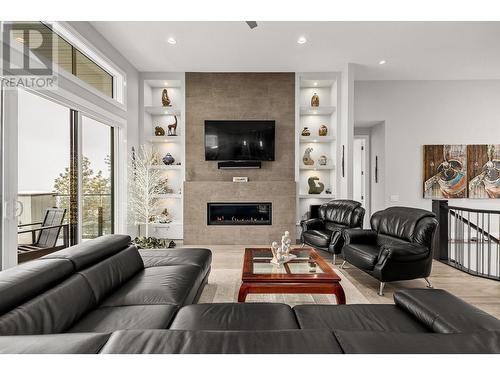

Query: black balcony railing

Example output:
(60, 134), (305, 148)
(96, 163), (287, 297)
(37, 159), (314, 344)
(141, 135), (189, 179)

(433, 199), (500, 281)
(54, 193), (112, 239)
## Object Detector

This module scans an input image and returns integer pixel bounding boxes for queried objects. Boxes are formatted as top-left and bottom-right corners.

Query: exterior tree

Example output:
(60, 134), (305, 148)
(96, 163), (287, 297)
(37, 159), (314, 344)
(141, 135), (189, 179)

(53, 156), (112, 238)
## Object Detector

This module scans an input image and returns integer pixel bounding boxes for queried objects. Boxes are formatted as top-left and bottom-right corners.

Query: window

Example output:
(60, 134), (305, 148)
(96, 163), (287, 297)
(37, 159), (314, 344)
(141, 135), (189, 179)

(9, 22), (115, 99)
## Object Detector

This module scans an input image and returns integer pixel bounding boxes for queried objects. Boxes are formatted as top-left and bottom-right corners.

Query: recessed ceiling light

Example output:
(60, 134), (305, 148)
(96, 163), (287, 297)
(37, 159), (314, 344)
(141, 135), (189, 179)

(167, 37), (177, 45)
(313, 82), (318, 86)
(379, 60), (387, 65)
(164, 81), (169, 86)
(297, 36), (307, 44)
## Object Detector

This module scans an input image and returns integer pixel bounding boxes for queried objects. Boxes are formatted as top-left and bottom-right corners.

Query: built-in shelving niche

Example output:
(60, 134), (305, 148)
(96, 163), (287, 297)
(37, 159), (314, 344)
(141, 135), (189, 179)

(295, 73), (341, 238)
(140, 75), (186, 240)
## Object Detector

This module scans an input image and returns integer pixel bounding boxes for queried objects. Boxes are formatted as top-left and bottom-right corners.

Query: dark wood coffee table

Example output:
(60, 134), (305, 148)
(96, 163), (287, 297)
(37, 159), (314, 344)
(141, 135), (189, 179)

(238, 247), (346, 304)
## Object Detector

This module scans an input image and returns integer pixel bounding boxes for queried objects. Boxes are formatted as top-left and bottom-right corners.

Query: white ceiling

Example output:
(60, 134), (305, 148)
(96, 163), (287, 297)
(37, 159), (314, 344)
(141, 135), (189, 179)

(90, 21), (500, 80)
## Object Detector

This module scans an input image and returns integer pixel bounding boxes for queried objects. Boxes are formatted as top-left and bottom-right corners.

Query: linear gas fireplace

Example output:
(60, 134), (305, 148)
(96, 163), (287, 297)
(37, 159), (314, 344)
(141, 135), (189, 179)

(207, 202), (272, 225)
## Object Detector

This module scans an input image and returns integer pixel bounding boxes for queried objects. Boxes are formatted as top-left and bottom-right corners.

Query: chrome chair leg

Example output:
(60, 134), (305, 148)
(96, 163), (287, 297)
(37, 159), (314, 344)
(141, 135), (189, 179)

(340, 261), (346, 269)
(378, 282), (385, 296)
(332, 254), (336, 265)
(424, 277), (433, 288)
(300, 242), (305, 248)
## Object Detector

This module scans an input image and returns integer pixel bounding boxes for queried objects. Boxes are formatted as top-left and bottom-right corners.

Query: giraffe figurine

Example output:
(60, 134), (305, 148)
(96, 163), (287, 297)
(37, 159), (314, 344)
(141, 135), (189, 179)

(167, 116), (178, 136)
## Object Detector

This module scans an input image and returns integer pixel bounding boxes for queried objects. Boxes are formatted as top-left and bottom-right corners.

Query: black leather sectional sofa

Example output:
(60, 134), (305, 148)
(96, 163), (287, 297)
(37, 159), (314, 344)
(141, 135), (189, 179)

(1, 235), (499, 354)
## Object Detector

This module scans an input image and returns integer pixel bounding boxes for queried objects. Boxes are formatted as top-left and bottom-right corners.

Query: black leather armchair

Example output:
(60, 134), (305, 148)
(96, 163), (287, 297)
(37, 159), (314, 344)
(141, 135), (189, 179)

(300, 200), (365, 264)
(342, 206), (438, 295)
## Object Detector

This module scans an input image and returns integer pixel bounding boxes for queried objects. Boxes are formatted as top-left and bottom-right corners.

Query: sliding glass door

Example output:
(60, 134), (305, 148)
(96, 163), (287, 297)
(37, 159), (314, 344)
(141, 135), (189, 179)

(81, 116), (114, 240)
(1, 88), (115, 268)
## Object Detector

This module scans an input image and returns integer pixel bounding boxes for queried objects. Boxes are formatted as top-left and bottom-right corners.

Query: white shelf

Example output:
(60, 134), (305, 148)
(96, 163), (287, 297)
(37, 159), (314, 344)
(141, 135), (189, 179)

(148, 221), (182, 227)
(152, 193), (182, 199)
(300, 165), (335, 170)
(299, 136), (335, 143)
(299, 194), (336, 199)
(149, 165), (182, 170)
(300, 106), (336, 116)
(144, 106), (182, 116)
(148, 136), (182, 143)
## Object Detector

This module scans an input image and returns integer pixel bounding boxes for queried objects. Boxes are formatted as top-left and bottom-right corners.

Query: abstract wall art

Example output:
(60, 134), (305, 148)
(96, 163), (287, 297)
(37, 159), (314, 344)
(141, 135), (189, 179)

(467, 144), (500, 199)
(423, 144), (467, 199)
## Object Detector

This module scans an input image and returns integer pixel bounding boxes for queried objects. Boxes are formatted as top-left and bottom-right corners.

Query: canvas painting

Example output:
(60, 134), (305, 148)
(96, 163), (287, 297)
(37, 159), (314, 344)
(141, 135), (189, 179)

(423, 144), (467, 199)
(467, 144), (500, 199)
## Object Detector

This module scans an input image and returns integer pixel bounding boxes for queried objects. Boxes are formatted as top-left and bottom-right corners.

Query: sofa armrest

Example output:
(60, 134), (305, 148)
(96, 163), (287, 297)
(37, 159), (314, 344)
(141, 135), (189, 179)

(343, 229), (377, 245)
(377, 243), (429, 264)
(300, 218), (324, 232)
(394, 289), (500, 333)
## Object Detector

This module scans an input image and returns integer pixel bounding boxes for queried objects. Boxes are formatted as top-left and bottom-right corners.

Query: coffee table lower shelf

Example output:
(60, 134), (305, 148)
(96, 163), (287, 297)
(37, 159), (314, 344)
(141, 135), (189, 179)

(237, 282), (346, 304)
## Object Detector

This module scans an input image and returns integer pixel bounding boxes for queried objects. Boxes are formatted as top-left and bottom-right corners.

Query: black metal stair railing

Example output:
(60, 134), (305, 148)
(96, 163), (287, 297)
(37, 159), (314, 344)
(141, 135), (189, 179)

(432, 200), (500, 281)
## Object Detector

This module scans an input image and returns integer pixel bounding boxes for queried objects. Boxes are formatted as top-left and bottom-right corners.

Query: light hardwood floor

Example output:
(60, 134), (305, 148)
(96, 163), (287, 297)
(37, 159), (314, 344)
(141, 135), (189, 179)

(183, 243), (500, 318)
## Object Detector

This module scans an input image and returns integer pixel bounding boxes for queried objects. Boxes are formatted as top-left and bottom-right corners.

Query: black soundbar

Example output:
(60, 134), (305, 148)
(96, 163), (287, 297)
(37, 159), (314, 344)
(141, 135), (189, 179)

(217, 161), (262, 169)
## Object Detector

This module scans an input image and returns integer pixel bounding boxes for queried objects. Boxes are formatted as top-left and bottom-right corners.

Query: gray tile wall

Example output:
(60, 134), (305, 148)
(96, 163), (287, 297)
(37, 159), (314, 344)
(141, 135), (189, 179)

(184, 73), (296, 244)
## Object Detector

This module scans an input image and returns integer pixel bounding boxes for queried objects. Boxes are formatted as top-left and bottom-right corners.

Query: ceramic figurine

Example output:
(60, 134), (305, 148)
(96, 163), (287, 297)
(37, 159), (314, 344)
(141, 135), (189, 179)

(167, 116), (178, 136)
(301, 127), (311, 136)
(319, 124), (328, 136)
(162, 153), (175, 165)
(311, 92), (320, 107)
(162, 88), (171, 107)
(281, 231), (292, 256)
(303, 147), (314, 165)
(308, 176), (325, 194)
(155, 126), (165, 136)
(270, 241), (279, 263)
(318, 155), (328, 166)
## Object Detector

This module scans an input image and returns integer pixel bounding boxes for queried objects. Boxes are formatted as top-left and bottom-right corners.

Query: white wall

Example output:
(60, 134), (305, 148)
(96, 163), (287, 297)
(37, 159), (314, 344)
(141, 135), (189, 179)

(354, 80), (500, 212)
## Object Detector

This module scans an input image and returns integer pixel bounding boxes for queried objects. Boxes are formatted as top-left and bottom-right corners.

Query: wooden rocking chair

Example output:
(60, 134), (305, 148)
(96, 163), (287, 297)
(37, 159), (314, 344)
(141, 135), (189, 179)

(17, 208), (69, 263)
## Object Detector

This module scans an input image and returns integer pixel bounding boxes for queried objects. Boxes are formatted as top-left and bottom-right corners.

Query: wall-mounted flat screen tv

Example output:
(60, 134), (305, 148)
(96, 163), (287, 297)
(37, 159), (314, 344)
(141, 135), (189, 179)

(204, 120), (275, 161)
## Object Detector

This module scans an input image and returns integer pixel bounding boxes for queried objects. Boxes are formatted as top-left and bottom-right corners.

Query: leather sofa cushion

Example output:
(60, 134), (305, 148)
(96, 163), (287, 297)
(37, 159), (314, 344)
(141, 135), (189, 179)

(69, 304), (178, 333)
(139, 248), (212, 275)
(78, 245), (144, 304)
(0, 258), (74, 316)
(170, 303), (299, 330)
(100, 265), (204, 307)
(293, 304), (428, 333)
(342, 244), (379, 270)
(43, 234), (132, 270)
(302, 229), (332, 248)
(0, 274), (95, 335)
(0, 333), (110, 354)
(394, 289), (500, 333)
(100, 329), (342, 354)
(333, 329), (500, 354)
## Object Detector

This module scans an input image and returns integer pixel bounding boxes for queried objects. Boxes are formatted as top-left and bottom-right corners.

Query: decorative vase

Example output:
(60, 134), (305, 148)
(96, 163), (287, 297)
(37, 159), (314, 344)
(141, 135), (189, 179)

(311, 93), (320, 107)
(301, 127), (311, 136)
(155, 126), (165, 136)
(161, 89), (171, 107)
(303, 147), (314, 166)
(318, 155), (327, 166)
(162, 153), (175, 165)
(308, 176), (325, 194)
(319, 124), (328, 136)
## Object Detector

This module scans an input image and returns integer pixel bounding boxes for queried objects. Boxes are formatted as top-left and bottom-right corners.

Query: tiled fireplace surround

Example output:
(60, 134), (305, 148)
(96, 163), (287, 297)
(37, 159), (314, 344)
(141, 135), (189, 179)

(184, 72), (296, 244)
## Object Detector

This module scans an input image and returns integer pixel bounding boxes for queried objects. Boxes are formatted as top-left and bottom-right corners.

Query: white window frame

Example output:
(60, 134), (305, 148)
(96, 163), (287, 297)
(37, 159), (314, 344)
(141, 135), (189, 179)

(47, 22), (127, 108)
